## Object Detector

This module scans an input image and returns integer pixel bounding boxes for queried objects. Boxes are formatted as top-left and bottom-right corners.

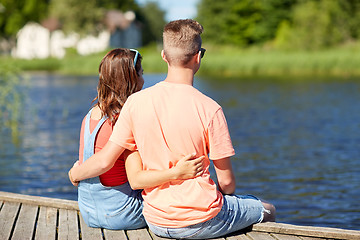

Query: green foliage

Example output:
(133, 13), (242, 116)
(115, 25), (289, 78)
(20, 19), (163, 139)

(95, 0), (140, 11)
(197, 0), (297, 46)
(273, 20), (293, 50)
(289, 0), (349, 50)
(0, 65), (26, 145)
(197, 43), (360, 78)
(197, 0), (261, 45)
(197, 0), (360, 50)
(49, 0), (103, 35)
(48, 0), (144, 36)
(256, 0), (298, 42)
(3, 43), (360, 77)
(47, 0), (164, 44)
(0, 0), (48, 38)
(140, 2), (166, 45)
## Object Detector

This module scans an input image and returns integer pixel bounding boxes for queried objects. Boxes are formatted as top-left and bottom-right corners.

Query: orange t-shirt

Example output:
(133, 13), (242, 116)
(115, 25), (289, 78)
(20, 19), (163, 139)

(79, 116), (128, 186)
(109, 81), (235, 228)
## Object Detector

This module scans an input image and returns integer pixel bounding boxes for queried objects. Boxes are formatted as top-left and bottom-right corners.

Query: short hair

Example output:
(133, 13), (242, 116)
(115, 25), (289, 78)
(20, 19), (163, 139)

(163, 19), (203, 66)
(94, 48), (142, 124)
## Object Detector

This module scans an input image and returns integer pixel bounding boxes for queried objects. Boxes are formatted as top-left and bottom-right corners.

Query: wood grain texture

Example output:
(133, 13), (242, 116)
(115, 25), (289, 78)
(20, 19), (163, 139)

(1, 191), (360, 240)
(11, 204), (38, 240)
(58, 209), (79, 240)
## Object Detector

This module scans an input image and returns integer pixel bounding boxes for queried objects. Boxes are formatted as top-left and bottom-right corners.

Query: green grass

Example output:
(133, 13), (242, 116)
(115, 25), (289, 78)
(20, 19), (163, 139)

(198, 43), (360, 78)
(1, 43), (360, 78)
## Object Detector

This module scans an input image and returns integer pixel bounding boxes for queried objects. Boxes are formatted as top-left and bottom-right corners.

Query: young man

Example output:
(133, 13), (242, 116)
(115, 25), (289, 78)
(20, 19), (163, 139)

(70, 19), (275, 239)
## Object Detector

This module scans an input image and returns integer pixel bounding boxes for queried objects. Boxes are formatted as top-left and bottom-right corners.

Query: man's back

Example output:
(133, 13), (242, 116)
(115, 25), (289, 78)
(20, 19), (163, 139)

(111, 81), (235, 227)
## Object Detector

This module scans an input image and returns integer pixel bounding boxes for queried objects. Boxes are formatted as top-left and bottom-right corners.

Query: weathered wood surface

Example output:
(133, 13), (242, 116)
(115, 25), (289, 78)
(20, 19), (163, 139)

(0, 191), (359, 240)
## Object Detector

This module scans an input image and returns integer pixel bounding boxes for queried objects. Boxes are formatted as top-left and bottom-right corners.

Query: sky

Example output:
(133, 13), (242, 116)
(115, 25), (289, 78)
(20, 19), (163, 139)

(135, 0), (200, 21)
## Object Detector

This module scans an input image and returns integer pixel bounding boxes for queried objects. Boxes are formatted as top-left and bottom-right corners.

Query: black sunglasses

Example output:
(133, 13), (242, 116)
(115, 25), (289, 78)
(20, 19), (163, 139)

(199, 48), (206, 58)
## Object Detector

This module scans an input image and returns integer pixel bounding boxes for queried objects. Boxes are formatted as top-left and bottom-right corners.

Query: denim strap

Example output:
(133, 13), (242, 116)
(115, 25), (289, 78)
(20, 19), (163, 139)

(83, 108), (108, 163)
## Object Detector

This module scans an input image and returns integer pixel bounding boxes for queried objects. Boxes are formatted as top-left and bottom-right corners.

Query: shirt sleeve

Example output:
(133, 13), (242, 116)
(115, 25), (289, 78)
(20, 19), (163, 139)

(109, 98), (137, 151)
(208, 107), (235, 160)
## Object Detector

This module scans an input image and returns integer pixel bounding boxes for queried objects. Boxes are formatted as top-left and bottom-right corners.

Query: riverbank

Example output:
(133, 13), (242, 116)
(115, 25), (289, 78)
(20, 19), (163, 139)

(1, 43), (360, 78)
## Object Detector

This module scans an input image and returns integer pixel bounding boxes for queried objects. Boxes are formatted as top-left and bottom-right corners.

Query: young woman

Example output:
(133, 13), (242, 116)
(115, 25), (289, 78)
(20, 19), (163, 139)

(75, 48), (204, 230)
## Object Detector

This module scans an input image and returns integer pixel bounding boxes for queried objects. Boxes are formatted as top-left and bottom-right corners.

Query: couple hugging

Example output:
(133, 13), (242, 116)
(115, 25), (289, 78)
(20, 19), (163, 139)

(68, 19), (275, 239)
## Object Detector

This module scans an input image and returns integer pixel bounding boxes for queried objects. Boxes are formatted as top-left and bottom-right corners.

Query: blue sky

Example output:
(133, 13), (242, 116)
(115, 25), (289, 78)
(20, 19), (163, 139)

(135, 0), (200, 21)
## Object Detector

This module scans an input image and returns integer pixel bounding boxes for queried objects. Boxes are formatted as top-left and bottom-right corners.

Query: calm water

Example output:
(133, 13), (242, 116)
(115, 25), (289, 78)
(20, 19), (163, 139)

(0, 73), (359, 230)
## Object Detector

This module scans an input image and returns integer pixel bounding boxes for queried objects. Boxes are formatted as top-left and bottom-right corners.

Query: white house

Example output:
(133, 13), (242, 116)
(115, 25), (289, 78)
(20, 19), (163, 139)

(12, 22), (50, 59)
(12, 11), (142, 59)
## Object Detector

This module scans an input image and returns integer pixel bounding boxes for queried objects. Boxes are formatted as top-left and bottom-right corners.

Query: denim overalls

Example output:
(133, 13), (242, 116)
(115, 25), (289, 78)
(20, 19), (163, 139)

(77, 109), (146, 230)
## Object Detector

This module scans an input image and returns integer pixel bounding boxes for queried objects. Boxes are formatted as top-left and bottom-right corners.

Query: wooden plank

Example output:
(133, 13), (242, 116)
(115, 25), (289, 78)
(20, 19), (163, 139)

(12, 204), (38, 240)
(299, 237), (324, 240)
(253, 222), (360, 240)
(272, 233), (303, 240)
(126, 228), (152, 240)
(148, 230), (170, 240)
(58, 209), (79, 240)
(34, 206), (57, 239)
(2, 192), (360, 240)
(78, 211), (103, 240)
(0, 201), (21, 240)
(247, 231), (275, 240)
(103, 229), (127, 240)
(227, 233), (252, 240)
(0, 191), (79, 210)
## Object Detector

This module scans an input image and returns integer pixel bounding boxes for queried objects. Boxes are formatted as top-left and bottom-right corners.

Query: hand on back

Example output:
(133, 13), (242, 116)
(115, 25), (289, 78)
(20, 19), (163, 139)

(174, 153), (205, 180)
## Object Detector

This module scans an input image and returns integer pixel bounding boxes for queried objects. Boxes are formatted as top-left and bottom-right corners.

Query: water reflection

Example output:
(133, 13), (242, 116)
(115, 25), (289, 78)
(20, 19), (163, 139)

(0, 73), (359, 230)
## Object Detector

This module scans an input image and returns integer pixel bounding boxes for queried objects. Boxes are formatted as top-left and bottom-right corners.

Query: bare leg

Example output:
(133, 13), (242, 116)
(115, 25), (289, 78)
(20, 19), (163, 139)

(261, 200), (276, 222)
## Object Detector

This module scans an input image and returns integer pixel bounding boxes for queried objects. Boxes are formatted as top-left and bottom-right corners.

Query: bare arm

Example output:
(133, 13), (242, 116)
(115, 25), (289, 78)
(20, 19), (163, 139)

(213, 157), (236, 195)
(69, 141), (125, 186)
(125, 151), (205, 190)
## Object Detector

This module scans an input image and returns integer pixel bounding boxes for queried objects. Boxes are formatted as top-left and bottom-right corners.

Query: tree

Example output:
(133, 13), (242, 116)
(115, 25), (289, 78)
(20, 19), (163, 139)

(48, 0), (143, 36)
(337, 0), (360, 39)
(140, 2), (166, 45)
(256, 0), (298, 42)
(196, 0), (297, 46)
(49, 0), (103, 35)
(284, 0), (356, 50)
(197, 0), (360, 49)
(0, 0), (49, 39)
(197, 0), (262, 46)
(95, 0), (139, 10)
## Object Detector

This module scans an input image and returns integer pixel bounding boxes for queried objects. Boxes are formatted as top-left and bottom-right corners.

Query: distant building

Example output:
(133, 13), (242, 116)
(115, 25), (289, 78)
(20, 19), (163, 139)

(12, 22), (50, 59)
(105, 10), (142, 49)
(12, 10), (142, 59)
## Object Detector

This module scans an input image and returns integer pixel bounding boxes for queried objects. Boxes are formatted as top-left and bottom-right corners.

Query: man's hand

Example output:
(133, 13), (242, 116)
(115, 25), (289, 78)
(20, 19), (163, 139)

(174, 153), (205, 180)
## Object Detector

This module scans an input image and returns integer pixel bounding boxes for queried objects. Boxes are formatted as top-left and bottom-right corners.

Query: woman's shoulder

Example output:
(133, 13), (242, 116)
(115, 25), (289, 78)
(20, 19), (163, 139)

(90, 106), (102, 120)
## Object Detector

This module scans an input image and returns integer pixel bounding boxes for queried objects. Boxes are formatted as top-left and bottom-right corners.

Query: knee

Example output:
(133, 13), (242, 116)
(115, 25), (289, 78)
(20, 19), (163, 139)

(262, 202), (276, 222)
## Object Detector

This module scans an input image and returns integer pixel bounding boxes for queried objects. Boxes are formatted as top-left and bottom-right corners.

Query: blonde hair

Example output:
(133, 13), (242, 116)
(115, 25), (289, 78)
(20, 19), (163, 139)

(163, 19), (203, 66)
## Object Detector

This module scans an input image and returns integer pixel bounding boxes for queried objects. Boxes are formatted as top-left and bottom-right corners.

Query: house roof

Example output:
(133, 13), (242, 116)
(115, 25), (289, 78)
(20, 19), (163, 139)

(41, 17), (60, 32)
(105, 10), (136, 32)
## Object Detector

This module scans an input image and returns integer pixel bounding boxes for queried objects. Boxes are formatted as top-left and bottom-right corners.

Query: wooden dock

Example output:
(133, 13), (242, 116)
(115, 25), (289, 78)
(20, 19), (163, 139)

(0, 191), (359, 240)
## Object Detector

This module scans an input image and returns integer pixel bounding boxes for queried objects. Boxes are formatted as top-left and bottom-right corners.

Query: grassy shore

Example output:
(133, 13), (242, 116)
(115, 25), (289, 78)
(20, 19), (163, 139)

(1, 43), (360, 78)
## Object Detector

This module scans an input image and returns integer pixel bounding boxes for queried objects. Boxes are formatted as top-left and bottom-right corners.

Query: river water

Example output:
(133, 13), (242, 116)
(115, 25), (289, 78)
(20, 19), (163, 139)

(0, 73), (359, 230)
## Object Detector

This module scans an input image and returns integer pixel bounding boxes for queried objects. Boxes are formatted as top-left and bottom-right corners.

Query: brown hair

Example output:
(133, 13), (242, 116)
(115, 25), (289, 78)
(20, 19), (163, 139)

(163, 19), (203, 66)
(92, 48), (142, 124)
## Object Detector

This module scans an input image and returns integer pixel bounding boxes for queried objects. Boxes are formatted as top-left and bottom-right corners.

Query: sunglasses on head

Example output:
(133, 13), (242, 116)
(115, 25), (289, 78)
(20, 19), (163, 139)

(199, 48), (206, 59)
(130, 49), (139, 67)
